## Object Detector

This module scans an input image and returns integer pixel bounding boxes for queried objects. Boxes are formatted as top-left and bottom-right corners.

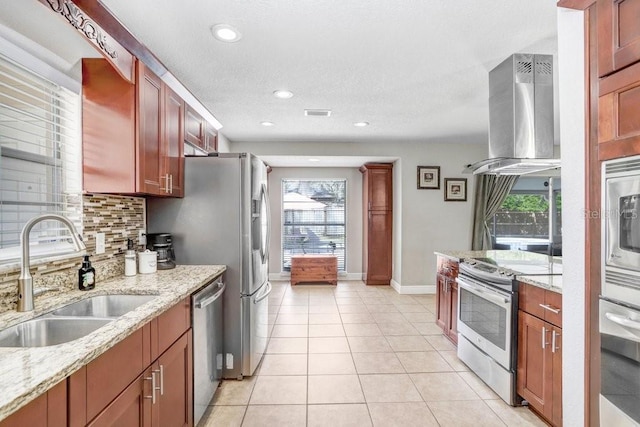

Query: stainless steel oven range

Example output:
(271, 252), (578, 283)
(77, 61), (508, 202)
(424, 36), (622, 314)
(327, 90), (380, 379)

(456, 259), (518, 405)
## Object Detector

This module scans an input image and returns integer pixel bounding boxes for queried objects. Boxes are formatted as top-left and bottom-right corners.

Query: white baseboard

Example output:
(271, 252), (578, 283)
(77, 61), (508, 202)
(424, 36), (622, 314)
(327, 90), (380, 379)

(391, 279), (436, 295)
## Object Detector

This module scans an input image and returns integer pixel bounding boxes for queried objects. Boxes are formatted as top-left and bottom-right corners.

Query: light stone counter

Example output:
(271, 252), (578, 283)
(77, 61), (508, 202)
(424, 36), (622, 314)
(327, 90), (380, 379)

(0, 264), (225, 422)
(517, 274), (562, 294)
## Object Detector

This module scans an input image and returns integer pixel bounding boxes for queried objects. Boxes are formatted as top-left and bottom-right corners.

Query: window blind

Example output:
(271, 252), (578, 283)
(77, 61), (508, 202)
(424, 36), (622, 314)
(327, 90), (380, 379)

(0, 52), (82, 261)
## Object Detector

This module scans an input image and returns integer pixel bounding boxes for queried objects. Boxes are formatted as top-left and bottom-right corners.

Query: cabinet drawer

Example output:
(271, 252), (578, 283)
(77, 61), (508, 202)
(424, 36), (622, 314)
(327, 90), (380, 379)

(519, 282), (562, 327)
(151, 297), (191, 359)
(597, 0), (640, 78)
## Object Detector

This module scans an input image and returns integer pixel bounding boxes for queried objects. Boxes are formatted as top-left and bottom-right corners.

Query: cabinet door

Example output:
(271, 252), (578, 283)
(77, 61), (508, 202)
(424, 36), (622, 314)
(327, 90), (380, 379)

(204, 121), (218, 153)
(435, 274), (448, 331)
(137, 63), (164, 195)
(366, 210), (392, 284)
(88, 372), (152, 427)
(164, 87), (184, 197)
(597, 0), (640, 77)
(551, 326), (563, 426)
(184, 104), (203, 148)
(0, 380), (66, 427)
(447, 279), (458, 345)
(157, 331), (193, 427)
(366, 166), (392, 210)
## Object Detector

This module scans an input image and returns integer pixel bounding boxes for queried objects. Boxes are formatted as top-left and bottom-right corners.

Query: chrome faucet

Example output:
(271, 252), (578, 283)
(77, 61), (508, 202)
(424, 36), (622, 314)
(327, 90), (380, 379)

(18, 214), (86, 312)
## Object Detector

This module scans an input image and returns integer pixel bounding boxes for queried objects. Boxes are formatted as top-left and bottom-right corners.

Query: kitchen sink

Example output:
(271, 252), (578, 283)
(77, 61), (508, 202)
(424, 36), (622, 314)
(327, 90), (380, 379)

(51, 294), (157, 318)
(0, 317), (112, 347)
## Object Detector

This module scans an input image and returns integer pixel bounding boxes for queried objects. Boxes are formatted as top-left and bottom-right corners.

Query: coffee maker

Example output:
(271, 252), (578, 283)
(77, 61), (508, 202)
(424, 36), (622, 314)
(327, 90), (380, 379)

(146, 233), (176, 270)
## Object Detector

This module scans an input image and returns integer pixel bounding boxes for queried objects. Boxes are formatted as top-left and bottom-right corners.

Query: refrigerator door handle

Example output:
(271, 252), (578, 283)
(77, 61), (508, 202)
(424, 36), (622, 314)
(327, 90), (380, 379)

(254, 281), (272, 304)
(261, 183), (271, 264)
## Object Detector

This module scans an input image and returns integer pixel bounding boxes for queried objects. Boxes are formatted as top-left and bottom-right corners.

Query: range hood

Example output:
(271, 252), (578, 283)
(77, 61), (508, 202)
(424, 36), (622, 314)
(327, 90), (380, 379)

(464, 53), (560, 176)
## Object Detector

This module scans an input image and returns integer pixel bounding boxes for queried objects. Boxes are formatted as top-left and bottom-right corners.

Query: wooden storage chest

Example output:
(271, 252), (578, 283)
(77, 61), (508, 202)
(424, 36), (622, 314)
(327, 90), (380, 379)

(290, 255), (338, 286)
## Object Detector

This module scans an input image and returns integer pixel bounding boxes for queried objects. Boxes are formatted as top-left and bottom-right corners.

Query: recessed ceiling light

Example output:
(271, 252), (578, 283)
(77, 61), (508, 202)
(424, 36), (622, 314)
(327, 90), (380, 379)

(308, 158), (320, 162)
(211, 24), (242, 42)
(273, 90), (293, 99)
(260, 121), (275, 127)
(353, 121), (369, 127)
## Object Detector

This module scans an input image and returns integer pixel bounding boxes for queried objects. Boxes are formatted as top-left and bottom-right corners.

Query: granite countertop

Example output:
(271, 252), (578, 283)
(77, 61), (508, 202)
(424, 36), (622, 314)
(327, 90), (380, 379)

(435, 249), (562, 293)
(0, 264), (225, 422)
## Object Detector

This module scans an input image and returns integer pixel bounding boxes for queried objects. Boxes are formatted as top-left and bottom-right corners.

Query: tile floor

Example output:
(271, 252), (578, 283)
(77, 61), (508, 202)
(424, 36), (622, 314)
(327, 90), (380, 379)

(199, 281), (546, 427)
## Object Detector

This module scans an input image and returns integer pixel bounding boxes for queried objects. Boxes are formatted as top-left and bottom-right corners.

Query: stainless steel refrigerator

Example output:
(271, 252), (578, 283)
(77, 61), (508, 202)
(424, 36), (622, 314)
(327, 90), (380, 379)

(147, 153), (271, 381)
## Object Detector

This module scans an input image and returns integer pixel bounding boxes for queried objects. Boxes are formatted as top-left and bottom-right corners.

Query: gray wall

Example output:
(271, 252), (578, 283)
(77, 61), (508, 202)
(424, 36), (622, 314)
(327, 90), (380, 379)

(231, 139), (486, 292)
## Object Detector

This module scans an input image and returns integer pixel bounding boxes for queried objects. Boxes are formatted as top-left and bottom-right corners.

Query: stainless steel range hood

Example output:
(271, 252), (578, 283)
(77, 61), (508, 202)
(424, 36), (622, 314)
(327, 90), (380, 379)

(465, 53), (560, 175)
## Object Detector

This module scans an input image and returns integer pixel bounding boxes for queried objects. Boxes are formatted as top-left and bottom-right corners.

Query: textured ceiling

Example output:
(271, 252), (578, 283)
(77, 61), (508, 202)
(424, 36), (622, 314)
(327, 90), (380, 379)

(99, 0), (559, 144)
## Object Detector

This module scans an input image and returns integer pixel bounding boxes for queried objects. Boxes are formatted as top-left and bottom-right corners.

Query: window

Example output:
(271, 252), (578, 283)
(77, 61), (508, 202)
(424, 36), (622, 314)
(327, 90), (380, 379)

(491, 177), (562, 254)
(282, 180), (346, 271)
(0, 52), (82, 262)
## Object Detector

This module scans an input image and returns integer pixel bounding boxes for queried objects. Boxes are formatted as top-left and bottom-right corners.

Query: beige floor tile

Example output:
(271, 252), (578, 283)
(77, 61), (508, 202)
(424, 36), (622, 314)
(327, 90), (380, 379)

(385, 335), (434, 352)
(338, 304), (370, 314)
(427, 400), (506, 427)
(280, 296), (309, 306)
(278, 305), (310, 314)
(307, 404), (372, 427)
(336, 297), (363, 305)
(359, 374), (422, 403)
(411, 372), (480, 401)
(425, 334), (457, 351)
(361, 296), (391, 305)
(309, 324), (345, 337)
(308, 353), (357, 375)
(395, 304), (428, 313)
(347, 336), (393, 353)
(352, 352), (405, 374)
(402, 311), (435, 323)
(458, 371), (499, 400)
(309, 298), (337, 306)
(249, 376), (307, 404)
(242, 405), (306, 427)
(213, 377), (257, 405)
(340, 313), (375, 324)
(343, 323), (383, 337)
(309, 336), (351, 353)
(397, 351), (453, 373)
(484, 399), (548, 426)
(371, 312), (407, 323)
(366, 304), (400, 313)
(309, 313), (342, 324)
(266, 337), (308, 354)
(333, 290), (361, 297)
(275, 313), (309, 325)
(309, 305), (339, 314)
(198, 405), (246, 427)
(368, 402), (439, 427)
(412, 322), (447, 335)
(259, 354), (307, 376)
(388, 295), (419, 304)
(439, 350), (470, 371)
(378, 322), (420, 336)
(271, 324), (308, 338)
(308, 375), (365, 404)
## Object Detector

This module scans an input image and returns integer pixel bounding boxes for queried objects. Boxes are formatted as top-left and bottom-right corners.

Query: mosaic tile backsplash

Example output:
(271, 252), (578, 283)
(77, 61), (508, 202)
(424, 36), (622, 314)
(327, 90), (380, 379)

(0, 194), (146, 313)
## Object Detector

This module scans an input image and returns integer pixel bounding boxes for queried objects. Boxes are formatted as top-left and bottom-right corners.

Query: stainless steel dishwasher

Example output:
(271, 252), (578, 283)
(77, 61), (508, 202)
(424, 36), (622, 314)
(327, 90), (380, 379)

(192, 276), (225, 425)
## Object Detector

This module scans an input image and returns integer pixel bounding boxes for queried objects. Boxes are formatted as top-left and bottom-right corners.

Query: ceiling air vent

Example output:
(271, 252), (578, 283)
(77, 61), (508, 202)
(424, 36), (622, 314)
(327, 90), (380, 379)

(304, 109), (332, 117)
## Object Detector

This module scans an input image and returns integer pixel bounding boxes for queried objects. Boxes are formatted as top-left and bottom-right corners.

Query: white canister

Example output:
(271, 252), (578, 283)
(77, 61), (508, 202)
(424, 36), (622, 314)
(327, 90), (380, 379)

(138, 250), (157, 274)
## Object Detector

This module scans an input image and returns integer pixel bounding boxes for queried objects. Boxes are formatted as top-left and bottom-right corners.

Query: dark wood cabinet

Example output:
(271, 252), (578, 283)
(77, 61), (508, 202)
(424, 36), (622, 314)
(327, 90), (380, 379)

(82, 58), (184, 196)
(87, 372), (152, 427)
(435, 256), (459, 345)
(184, 104), (204, 149)
(517, 283), (562, 426)
(156, 332), (193, 427)
(360, 163), (393, 285)
(597, 0), (640, 78)
(203, 121), (218, 153)
(0, 380), (66, 427)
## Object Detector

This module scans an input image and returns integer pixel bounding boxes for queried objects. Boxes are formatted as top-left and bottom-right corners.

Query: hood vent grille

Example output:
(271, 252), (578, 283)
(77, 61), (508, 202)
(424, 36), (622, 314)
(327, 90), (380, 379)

(304, 109), (332, 117)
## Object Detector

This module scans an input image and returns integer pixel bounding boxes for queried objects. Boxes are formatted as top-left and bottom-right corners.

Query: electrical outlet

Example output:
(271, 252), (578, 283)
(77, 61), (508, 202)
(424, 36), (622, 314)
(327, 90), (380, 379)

(138, 229), (147, 246)
(95, 232), (106, 254)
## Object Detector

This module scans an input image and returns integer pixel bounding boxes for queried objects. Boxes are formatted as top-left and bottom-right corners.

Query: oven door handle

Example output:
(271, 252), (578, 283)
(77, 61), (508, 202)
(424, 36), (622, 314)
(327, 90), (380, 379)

(605, 312), (640, 331)
(457, 278), (510, 305)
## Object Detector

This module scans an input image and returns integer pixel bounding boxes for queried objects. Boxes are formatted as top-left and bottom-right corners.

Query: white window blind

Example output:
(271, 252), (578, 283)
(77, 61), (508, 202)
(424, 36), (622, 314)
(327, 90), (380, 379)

(0, 52), (82, 262)
(282, 180), (346, 271)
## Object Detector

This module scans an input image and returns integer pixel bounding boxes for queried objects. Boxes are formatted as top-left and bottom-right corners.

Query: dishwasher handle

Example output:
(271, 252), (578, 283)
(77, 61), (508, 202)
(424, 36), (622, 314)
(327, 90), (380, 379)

(194, 281), (226, 309)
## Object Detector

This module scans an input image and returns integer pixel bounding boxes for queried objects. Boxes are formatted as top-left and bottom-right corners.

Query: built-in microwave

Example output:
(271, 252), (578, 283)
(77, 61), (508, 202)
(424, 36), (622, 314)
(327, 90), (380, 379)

(602, 155), (640, 306)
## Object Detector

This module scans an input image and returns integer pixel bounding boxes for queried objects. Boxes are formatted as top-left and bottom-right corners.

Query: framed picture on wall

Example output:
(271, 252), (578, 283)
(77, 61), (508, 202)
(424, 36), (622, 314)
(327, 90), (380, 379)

(444, 178), (467, 201)
(417, 166), (440, 189)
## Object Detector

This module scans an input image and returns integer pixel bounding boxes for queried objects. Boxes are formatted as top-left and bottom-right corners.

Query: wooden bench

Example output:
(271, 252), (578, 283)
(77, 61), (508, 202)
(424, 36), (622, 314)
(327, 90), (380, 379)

(290, 255), (338, 286)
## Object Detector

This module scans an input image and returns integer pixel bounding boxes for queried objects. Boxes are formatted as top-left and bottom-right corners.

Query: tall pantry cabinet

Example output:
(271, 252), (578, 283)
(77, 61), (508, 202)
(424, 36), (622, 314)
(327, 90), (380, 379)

(360, 163), (393, 285)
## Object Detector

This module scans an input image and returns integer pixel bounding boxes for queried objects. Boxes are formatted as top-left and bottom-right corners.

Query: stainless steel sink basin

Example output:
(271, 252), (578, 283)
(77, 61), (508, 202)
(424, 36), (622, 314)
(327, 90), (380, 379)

(0, 317), (112, 347)
(51, 294), (157, 318)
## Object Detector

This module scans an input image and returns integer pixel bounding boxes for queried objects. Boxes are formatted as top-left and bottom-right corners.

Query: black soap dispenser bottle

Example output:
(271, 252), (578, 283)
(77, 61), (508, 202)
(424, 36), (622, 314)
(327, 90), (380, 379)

(79, 255), (96, 291)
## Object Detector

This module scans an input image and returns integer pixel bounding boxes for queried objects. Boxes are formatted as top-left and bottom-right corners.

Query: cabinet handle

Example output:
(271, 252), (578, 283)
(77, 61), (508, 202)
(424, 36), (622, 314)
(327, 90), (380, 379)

(160, 174), (169, 193)
(144, 372), (157, 404)
(539, 304), (561, 314)
(158, 365), (165, 395)
(169, 174), (173, 194)
(541, 326), (547, 349)
(552, 330), (560, 353)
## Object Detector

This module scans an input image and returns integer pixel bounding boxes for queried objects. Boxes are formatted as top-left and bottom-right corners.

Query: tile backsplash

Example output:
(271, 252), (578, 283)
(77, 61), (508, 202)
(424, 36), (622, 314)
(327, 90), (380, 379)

(0, 194), (146, 313)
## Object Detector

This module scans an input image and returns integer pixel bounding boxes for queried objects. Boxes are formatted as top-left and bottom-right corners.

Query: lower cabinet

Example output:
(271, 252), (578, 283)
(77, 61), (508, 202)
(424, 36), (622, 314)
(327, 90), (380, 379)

(517, 283), (562, 426)
(0, 380), (67, 427)
(88, 372), (151, 427)
(435, 256), (459, 345)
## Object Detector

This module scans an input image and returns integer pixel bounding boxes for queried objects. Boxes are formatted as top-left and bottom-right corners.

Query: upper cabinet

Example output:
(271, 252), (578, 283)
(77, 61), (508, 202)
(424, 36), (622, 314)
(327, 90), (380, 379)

(184, 104), (218, 154)
(597, 0), (640, 78)
(361, 164), (393, 211)
(83, 58), (184, 196)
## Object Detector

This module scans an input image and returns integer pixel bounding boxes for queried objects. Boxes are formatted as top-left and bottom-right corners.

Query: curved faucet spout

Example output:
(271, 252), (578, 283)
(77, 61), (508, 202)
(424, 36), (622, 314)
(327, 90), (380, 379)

(18, 214), (86, 312)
